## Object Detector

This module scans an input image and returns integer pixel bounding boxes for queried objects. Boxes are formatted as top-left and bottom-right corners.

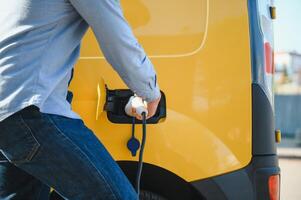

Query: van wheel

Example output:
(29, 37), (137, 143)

(50, 190), (167, 200)
(49, 191), (63, 200)
(140, 190), (167, 200)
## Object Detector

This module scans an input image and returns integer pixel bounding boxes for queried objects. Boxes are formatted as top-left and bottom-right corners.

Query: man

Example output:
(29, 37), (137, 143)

(0, 0), (161, 199)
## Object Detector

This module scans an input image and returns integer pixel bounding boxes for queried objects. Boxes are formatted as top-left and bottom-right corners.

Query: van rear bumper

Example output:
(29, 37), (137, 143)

(191, 155), (280, 200)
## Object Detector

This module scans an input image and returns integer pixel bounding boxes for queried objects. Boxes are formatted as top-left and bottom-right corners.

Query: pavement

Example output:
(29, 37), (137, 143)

(277, 138), (301, 200)
(279, 158), (301, 200)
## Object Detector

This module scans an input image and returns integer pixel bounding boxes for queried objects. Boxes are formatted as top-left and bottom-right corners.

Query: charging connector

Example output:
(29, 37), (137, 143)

(136, 112), (147, 197)
(125, 96), (148, 198)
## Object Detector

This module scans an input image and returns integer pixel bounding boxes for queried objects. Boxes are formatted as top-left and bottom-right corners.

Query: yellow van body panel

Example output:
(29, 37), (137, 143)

(69, 0), (252, 181)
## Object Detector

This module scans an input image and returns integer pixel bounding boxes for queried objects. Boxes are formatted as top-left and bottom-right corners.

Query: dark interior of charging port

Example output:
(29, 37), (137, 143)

(105, 88), (166, 124)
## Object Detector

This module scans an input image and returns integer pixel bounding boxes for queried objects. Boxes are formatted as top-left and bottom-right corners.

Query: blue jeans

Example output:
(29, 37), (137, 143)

(0, 105), (137, 200)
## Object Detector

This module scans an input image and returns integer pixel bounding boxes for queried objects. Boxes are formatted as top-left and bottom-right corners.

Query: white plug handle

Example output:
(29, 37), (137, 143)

(125, 96), (148, 117)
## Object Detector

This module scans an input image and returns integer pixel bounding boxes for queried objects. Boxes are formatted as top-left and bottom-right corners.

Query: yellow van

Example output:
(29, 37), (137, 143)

(52, 0), (280, 199)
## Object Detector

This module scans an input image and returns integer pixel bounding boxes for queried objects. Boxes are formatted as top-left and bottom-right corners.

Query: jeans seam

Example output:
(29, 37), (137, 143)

(45, 114), (119, 200)
(14, 114), (41, 164)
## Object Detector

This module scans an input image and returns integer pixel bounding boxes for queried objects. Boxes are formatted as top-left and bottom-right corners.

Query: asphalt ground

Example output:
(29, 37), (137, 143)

(279, 158), (301, 200)
(277, 138), (301, 200)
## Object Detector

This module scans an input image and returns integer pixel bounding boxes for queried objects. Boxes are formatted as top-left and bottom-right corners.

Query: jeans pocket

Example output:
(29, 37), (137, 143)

(0, 113), (40, 165)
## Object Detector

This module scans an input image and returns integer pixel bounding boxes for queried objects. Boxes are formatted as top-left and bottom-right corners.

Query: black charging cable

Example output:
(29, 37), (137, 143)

(136, 112), (147, 198)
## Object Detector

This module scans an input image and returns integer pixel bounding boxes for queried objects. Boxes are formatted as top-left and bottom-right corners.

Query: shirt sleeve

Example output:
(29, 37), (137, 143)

(68, 0), (160, 102)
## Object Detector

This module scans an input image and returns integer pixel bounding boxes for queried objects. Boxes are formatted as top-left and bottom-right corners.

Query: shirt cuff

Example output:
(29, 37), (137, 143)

(143, 83), (161, 102)
(132, 77), (161, 102)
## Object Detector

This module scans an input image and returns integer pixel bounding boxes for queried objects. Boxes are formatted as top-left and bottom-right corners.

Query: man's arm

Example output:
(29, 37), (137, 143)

(68, 0), (161, 103)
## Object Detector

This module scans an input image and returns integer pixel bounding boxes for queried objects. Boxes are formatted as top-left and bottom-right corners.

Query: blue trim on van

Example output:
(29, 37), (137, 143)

(248, 0), (276, 155)
(248, 0), (265, 86)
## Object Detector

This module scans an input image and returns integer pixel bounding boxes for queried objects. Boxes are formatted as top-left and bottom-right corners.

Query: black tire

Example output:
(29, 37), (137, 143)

(49, 191), (64, 200)
(50, 190), (167, 200)
(140, 190), (167, 200)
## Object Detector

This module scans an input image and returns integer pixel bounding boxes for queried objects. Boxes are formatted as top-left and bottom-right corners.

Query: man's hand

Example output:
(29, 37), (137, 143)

(145, 95), (161, 119)
(132, 95), (161, 120)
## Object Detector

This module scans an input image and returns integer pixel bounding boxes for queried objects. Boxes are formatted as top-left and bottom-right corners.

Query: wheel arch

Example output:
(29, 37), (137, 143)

(117, 161), (203, 200)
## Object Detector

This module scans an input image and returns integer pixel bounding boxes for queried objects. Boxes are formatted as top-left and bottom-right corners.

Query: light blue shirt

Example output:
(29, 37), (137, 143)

(0, 0), (160, 122)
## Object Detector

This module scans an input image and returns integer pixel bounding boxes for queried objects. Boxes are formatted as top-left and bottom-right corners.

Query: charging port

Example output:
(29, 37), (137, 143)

(105, 88), (166, 124)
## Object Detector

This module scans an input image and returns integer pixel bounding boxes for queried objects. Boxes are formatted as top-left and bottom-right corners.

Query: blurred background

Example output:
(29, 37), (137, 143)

(273, 0), (301, 199)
